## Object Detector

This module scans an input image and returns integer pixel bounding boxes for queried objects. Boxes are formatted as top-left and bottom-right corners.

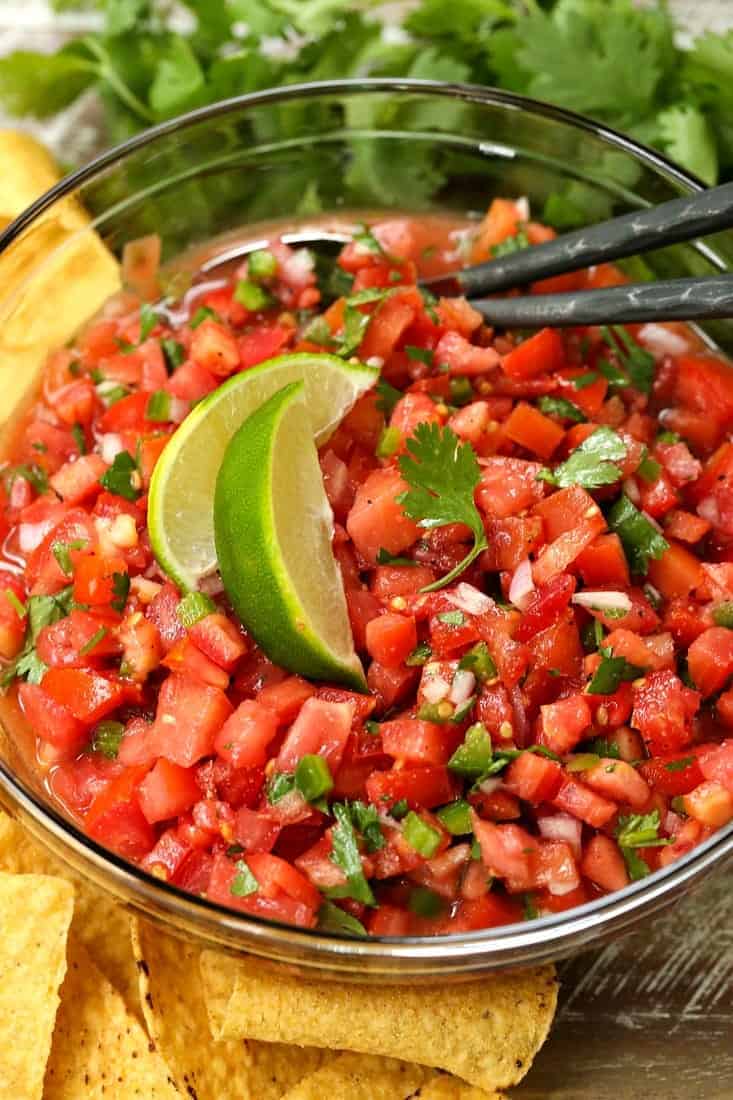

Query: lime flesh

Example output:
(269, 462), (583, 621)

(214, 381), (365, 690)
(148, 353), (378, 591)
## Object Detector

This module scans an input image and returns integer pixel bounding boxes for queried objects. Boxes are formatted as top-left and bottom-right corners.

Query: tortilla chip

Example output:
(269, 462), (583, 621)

(410, 1074), (505, 1099)
(44, 936), (179, 1100)
(0, 871), (74, 1100)
(0, 130), (120, 417)
(200, 951), (558, 1093)
(131, 918), (326, 1100)
(0, 811), (140, 1018)
(279, 1052), (428, 1100)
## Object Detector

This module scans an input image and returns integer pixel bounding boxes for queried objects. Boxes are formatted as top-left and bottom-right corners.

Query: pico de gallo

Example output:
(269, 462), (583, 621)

(1, 198), (733, 938)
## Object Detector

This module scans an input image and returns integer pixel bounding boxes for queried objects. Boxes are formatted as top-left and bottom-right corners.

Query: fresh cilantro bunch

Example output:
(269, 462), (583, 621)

(2, 0), (732, 192)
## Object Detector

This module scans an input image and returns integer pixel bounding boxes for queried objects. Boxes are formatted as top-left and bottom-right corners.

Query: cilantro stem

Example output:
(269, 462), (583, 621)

(419, 535), (487, 593)
(82, 37), (155, 123)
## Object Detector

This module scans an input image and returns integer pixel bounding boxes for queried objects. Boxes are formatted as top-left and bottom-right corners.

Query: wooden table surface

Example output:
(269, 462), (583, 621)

(1, 5), (732, 1097)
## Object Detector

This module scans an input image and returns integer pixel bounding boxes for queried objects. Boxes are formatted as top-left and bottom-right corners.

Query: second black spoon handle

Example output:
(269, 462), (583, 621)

(470, 274), (733, 328)
(422, 182), (733, 298)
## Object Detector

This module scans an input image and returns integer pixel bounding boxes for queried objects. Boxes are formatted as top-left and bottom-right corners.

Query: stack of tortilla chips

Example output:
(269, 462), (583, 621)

(0, 132), (558, 1100)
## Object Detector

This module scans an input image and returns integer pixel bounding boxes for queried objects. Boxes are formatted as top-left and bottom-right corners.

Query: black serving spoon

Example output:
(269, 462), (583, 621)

(419, 181), (733, 327)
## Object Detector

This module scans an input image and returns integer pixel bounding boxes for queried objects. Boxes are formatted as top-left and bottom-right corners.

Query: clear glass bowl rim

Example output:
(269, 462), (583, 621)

(1, 77), (732, 976)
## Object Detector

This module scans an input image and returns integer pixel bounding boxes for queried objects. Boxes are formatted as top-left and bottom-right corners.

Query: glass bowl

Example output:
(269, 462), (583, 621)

(1, 80), (732, 981)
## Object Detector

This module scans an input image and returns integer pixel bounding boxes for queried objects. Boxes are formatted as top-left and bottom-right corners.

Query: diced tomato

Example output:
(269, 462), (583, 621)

(476, 456), (545, 519)
(472, 816), (539, 892)
(214, 699), (279, 768)
(136, 759), (200, 824)
(365, 613), (417, 668)
(206, 852), (317, 926)
(538, 694), (591, 755)
(503, 402), (565, 460)
(639, 752), (705, 797)
(368, 905), (411, 936)
(366, 765), (459, 810)
(26, 508), (97, 596)
(501, 328), (565, 380)
(632, 670), (700, 755)
(41, 668), (132, 725)
(503, 752), (563, 803)
(73, 553), (128, 606)
(162, 636), (229, 690)
(276, 696), (353, 774)
(581, 758), (650, 810)
(552, 776), (617, 828)
(146, 582), (185, 652)
(49, 454), (107, 505)
(687, 627), (733, 696)
(516, 574), (576, 642)
(647, 541), (703, 600)
(683, 781), (733, 828)
(664, 509), (710, 543)
(535, 839), (580, 896)
(190, 319), (240, 377)
(380, 718), (461, 766)
(581, 835), (629, 892)
(576, 534), (630, 588)
(141, 829), (194, 881)
(390, 392), (443, 441)
(189, 613), (247, 671)
(346, 467), (421, 564)
(358, 292), (417, 362)
(37, 609), (120, 669)
(152, 673), (233, 766)
(233, 806), (281, 853)
(433, 331), (500, 377)
(257, 676), (315, 724)
(85, 765), (154, 860)
(698, 741), (733, 793)
(238, 323), (293, 369)
(482, 516), (543, 572)
(18, 681), (87, 753)
(371, 564), (437, 600)
(471, 198), (522, 261)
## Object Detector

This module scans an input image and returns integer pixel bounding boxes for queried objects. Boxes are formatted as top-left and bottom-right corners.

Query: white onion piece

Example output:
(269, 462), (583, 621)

(665, 810), (683, 836)
(447, 582), (492, 616)
(572, 590), (632, 613)
(698, 496), (720, 526)
(421, 675), (451, 704)
(642, 509), (663, 532)
(515, 196), (530, 221)
(638, 323), (688, 358)
(623, 477), (641, 505)
(199, 573), (225, 597)
(477, 776), (503, 795)
(169, 397), (190, 424)
(548, 876), (581, 897)
(449, 669), (476, 705)
(100, 432), (124, 465)
(19, 522), (51, 553)
(538, 814), (583, 859)
(508, 558), (535, 611)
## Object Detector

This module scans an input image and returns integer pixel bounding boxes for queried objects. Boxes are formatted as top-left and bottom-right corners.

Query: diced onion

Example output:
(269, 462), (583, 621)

(664, 810), (683, 835)
(100, 432), (124, 465)
(447, 582), (493, 616)
(477, 776), (502, 794)
(572, 590), (632, 613)
(169, 396), (190, 424)
(642, 509), (663, 532)
(623, 477), (640, 505)
(515, 196), (530, 221)
(638, 323), (688, 358)
(19, 522), (51, 553)
(508, 559), (535, 611)
(449, 669), (476, 705)
(422, 675), (451, 704)
(538, 814), (582, 859)
(698, 496), (720, 526)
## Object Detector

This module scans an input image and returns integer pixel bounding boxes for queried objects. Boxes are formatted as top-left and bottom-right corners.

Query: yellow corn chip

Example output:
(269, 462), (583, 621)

(131, 918), (326, 1100)
(279, 1052), (428, 1100)
(200, 951), (558, 1093)
(0, 812), (140, 1018)
(0, 871), (74, 1100)
(44, 936), (179, 1100)
(0, 130), (120, 417)
(410, 1074), (505, 1099)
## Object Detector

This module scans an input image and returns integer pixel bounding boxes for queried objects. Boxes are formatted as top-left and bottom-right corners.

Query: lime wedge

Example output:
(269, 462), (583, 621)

(148, 353), (378, 591)
(214, 381), (365, 689)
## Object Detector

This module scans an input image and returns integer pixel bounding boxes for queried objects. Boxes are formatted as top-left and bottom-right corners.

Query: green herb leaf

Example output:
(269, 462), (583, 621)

(317, 900), (367, 937)
(375, 379), (402, 418)
(397, 423), (487, 592)
(161, 339), (185, 372)
(408, 886), (444, 917)
(267, 772), (296, 804)
(538, 426), (626, 490)
(100, 451), (141, 502)
(587, 646), (643, 694)
(79, 626), (108, 657)
(91, 720), (125, 759)
(607, 494), (670, 575)
(230, 858), (259, 898)
(111, 572), (130, 614)
(330, 802), (376, 905)
(375, 548), (416, 567)
(138, 302), (159, 342)
(537, 395), (586, 423)
(600, 326), (655, 395)
(616, 809), (671, 849)
(458, 642), (497, 683)
(448, 722), (493, 780)
(51, 539), (87, 578)
(402, 811), (442, 858)
(294, 754), (333, 803)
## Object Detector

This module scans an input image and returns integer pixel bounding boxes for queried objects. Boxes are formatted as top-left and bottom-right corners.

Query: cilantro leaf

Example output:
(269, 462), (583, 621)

(538, 426), (626, 490)
(538, 395), (586, 423)
(658, 105), (718, 187)
(375, 379), (402, 418)
(230, 858), (259, 898)
(615, 808), (672, 878)
(317, 901), (367, 937)
(329, 802), (376, 906)
(1, 588), (74, 689)
(397, 423), (487, 592)
(100, 451), (141, 502)
(149, 37), (205, 118)
(600, 326), (656, 395)
(0, 44), (96, 118)
(607, 494), (670, 575)
(586, 646), (643, 695)
(348, 800), (385, 853)
(91, 720), (125, 759)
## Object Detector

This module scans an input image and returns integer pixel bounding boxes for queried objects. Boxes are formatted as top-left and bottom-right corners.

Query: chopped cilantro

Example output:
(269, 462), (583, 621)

(161, 338), (185, 371)
(586, 737), (621, 760)
(665, 756), (695, 772)
(375, 379), (402, 418)
(615, 809), (671, 879)
(190, 306), (217, 328)
(458, 642), (497, 683)
(537, 395), (586, 423)
(267, 772), (296, 804)
(1, 588), (74, 689)
(522, 893), (539, 921)
(79, 626), (108, 657)
(138, 302), (159, 342)
(91, 720), (125, 759)
(397, 423), (487, 592)
(636, 450), (662, 483)
(294, 754), (333, 803)
(389, 798), (409, 820)
(230, 858), (259, 898)
(408, 886), (444, 918)
(111, 572), (130, 613)
(317, 901), (367, 937)
(51, 539), (87, 578)
(353, 223), (385, 255)
(538, 426), (626, 490)
(405, 345), (434, 366)
(330, 801), (376, 905)
(437, 609), (464, 626)
(492, 228), (529, 257)
(406, 641), (432, 666)
(601, 325), (655, 395)
(71, 423), (87, 454)
(100, 451), (141, 501)
(587, 646), (643, 694)
(375, 548), (416, 566)
(572, 371), (599, 390)
(608, 494), (670, 575)
(3, 589), (26, 619)
(4, 463), (48, 496)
